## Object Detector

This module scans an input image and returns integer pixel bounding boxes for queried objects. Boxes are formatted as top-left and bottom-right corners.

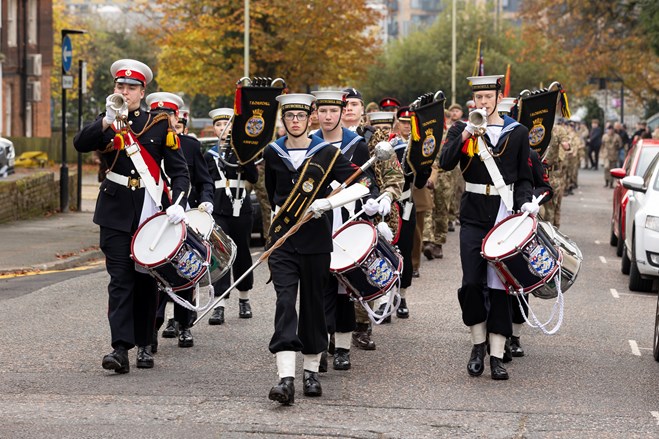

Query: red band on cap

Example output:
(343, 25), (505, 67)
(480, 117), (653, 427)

(150, 101), (179, 111)
(116, 69), (146, 84)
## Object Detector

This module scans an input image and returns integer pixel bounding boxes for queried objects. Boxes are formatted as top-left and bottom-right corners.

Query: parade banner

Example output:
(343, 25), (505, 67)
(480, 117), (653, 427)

(406, 97), (445, 176)
(231, 80), (285, 165)
(517, 90), (559, 158)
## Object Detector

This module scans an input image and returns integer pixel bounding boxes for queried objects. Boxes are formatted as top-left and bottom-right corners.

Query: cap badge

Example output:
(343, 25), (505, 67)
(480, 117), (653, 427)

(125, 70), (132, 76)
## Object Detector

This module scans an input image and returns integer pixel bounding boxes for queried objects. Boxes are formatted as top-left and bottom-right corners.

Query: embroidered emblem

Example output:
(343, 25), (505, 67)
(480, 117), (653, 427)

(177, 250), (204, 280)
(422, 128), (436, 157)
(245, 109), (265, 137)
(524, 239), (555, 277)
(528, 117), (546, 147)
(364, 255), (394, 289)
(302, 178), (314, 193)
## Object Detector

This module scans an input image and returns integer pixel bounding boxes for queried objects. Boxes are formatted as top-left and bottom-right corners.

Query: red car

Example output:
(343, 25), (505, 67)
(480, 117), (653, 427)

(610, 139), (659, 256)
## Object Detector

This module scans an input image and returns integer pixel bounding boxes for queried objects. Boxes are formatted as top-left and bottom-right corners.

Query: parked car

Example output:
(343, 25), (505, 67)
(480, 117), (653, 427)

(0, 137), (16, 177)
(609, 139), (659, 256)
(620, 154), (659, 292)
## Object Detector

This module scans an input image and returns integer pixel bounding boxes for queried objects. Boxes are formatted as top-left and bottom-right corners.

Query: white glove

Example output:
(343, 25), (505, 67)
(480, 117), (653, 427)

(166, 204), (188, 224)
(378, 195), (392, 217)
(520, 201), (540, 215)
(377, 222), (394, 243)
(309, 198), (332, 219)
(199, 202), (214, 215)
(465, 120), (477, 135)
(363, 198), (380, 216)
(103, 95), (117, 125)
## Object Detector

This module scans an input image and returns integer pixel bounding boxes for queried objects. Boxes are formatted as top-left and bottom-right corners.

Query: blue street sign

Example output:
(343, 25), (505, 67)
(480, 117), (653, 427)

(62, 35), (73, 74)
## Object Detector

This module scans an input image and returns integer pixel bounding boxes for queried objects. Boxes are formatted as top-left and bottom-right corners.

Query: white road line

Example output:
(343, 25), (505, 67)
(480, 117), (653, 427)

(250, 251), (262, 257)
(629, 340), (641, 356)
(610, 288), (619, 299)
(650, 411), (659, 425)
(599, 256), (607, 264)
(594, 240), (601, 245)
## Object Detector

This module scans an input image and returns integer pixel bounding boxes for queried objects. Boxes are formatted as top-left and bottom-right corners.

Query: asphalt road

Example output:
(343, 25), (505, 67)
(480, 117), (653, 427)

(1, 169), (658, 438)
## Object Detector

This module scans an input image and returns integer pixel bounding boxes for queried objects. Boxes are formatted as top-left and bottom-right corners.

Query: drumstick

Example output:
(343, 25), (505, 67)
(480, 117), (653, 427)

(149, 193), (184, 251)
(497, 192), (548, 245)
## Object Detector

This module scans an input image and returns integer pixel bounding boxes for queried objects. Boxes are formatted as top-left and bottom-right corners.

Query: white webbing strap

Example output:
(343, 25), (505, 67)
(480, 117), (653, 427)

(477, 137), (514, 211)
(123, 134), (164, 209)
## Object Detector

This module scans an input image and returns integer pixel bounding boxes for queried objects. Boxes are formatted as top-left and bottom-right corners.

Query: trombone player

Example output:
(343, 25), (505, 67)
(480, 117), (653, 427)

(439, 75), (534, 381)
(73, 59), (190, 374)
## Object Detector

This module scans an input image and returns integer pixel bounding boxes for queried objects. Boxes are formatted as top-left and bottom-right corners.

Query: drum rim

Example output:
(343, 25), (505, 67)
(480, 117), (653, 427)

(131, 212), (188, 267)
(481, 213), (538, 260)
(330, 220), (377, 272)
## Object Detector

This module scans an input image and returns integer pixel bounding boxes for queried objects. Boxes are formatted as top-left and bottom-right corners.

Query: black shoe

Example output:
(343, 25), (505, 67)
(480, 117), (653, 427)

(269, 377), (295, 405)
(412, 270), (420, 278)
(503, 338), (513, 363)
(510, 336), (525, 357)
(352, 324), (376, 350)
(333, 348), (351, 370)
(431, 244), (443, 259)
(490, 356), (509, 380)
(238, 299), (252, 318)
(208, 306), (225, 325)
(448, 221), (455, 232)
(162, 318), (178, 338)
(151, 330), (158, 354)
(102, 348), (129, 374)
(423, 242), (434, 261)
(467, 342), (487, 377)
(377, 303), (391, 324)
(303, 370), (322, 396)
(319, 351), (328, 373)
(178, 327), (194, 348)
(396, 298), (409, 319)
(136, 346), (154, 369)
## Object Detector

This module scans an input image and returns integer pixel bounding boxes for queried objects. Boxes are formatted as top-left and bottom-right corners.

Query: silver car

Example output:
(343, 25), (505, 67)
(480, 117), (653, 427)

(0, 137), (15, 177)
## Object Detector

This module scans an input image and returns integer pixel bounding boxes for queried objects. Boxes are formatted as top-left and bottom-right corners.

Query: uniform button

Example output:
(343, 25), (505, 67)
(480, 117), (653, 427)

(130, 169), (135, 174)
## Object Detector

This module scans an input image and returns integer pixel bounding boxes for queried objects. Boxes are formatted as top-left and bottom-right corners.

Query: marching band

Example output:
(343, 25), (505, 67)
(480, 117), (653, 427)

(74, 58), (583, 402)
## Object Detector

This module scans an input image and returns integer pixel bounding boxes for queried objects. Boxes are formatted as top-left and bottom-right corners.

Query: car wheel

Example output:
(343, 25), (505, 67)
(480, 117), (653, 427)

(654, 296), (659, 362)
(621, 243), (631, 275)
(609, 220), (618, 247)
(629, 232), (653, 292)
(615, 216), (624, 257)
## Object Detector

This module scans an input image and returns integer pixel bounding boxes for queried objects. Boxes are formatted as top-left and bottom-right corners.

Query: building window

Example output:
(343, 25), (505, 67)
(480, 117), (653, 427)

(7, 0), (18, 47)
(28, 0), (38, 45)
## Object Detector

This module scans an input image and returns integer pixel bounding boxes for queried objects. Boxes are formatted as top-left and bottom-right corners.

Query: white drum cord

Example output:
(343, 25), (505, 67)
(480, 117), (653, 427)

(516, 269), (564, 335)
(163, 262), (216, 313)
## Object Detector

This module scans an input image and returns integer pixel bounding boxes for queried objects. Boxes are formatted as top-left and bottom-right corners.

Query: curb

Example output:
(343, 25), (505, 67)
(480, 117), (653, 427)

(0, 249), (105, 276)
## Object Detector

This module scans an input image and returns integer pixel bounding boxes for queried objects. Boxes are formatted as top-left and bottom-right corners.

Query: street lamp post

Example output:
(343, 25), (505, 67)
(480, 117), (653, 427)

(60, 28), (85, 213)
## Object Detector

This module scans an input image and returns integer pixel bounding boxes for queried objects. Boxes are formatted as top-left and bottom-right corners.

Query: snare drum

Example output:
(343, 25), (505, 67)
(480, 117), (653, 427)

(538, 220), (582, 293)
(131, 212), (211, 292)
(330, 221), (403, 302)
(481, 213), (562, 299)
(186, 209), (237, 286)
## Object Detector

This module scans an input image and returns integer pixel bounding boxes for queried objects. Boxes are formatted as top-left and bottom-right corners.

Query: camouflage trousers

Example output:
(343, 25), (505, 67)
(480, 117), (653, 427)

(245, 165), (271, 240)
(541, 173), (564, 229)
(449, 170), (463, 223)
(423, 171), (452, 245)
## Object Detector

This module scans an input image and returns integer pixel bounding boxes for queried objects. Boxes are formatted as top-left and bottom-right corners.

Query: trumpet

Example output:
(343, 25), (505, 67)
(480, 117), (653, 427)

(468, 108), (488, 135)
(107, 93), (128, 119)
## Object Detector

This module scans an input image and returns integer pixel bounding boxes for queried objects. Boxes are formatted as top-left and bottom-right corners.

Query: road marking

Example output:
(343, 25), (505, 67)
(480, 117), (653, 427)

(0, 260), (104, 279)
(629, 340), (641, 356)
(594, 240), (601, 245)
(610, 288), (619, 298)
(599, 256), (607, 264)
(250, 251), (262, 257)
(651, 411), (659, 425)
(618, 292), (656, 298)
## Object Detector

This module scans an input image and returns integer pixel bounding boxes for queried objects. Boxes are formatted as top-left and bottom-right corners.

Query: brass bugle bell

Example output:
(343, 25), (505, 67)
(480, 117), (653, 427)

(107, 93), (128, 113)
(468, 108), (488, 132)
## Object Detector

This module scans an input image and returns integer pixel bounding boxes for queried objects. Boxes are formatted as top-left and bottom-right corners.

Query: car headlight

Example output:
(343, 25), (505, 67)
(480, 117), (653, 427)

(646, 215), (659, 233)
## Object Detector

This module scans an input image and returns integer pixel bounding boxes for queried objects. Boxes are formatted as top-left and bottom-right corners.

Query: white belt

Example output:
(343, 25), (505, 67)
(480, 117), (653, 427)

(106, 171), (145, 189)
(399, 189), (411, 201)
(465, 182), (513, 196)
(214, 179), (243, 189)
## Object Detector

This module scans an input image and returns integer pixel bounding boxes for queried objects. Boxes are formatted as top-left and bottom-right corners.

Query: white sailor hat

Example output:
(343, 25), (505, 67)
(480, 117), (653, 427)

(178, 106), (190, 123)
(311, 90), (347, 107)
(369, 111), (396, 125)
(467, 75), (504, 91)
(276, 93), (316, 113)
(110, 59), (153, 86)
(496, 97), (517, 115)
(145, 92), (184, 112)
(208, 108), (234, 122)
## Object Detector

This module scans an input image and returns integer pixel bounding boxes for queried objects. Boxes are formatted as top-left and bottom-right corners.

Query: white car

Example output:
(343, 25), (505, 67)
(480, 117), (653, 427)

(621, 154), (659, 292)
(0, 137), (15, 177)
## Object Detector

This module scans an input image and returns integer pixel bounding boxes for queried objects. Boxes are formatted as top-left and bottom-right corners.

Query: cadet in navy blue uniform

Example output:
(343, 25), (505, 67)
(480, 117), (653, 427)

(440, 75), (534, 380)
(264, 94), (378, 405)
(147, 94), (214, 350)
(205, 108), (258, 325)
(73, 60), (190, 374)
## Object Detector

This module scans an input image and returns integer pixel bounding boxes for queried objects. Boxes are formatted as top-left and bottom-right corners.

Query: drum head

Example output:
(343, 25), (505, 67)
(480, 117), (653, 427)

(186, 209), (214, 238)
(482, 214), (535, 259)
(330, 221), (377, 271)
(132, 214), (185, 266)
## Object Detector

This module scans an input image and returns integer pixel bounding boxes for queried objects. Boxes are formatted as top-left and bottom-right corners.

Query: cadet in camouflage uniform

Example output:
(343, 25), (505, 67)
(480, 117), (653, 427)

(564, 123), (581, 195)
(600, 125), (622, 188)
(540, 121), (570, 228)
(422, 158), (450, 259)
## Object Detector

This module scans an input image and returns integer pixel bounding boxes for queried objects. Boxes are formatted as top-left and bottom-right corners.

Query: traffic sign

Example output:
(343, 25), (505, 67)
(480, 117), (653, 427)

(62, 35), (72, 73)
(62, 75), (73, 89)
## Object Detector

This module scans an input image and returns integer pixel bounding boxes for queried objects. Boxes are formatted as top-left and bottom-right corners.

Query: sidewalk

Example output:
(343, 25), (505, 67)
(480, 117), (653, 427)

(0, 167), (103, 275)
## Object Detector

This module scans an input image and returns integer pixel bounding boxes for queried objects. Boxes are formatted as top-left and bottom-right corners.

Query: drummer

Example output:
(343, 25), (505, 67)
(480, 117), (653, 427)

(147, 95), (215, 350)
(205, 108), (258, 324)
(439, 74), (534, 380)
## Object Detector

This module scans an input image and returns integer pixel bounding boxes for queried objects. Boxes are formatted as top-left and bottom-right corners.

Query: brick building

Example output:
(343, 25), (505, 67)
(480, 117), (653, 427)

(1, 0), (53, 138)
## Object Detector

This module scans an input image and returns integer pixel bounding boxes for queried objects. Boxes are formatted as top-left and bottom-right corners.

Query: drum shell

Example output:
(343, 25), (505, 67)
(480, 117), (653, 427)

(187, 209), (237, 286)
(538, 221), (582, 293)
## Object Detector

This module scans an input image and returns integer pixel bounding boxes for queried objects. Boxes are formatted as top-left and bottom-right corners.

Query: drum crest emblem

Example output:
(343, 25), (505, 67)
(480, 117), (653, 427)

(525, 242), (555, 277)
(366, 257), (394, 288)
(422, 129), (436, 157)
(245, 109), (265, 138)
(177, 250), (204, 279)
(528, 117), (545, 147)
